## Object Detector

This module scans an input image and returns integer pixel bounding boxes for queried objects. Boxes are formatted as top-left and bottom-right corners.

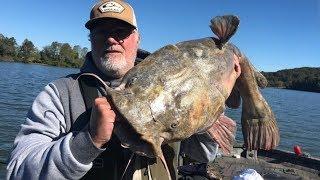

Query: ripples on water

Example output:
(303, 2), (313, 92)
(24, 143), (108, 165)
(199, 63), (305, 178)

(0, 62), (79, 178)
(0, 61), (319, 177)
(226, 88), (320, 156)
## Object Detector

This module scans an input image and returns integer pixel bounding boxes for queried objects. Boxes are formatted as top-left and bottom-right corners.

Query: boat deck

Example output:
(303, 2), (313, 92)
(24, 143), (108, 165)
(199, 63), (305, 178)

(207, 148), (320, 179)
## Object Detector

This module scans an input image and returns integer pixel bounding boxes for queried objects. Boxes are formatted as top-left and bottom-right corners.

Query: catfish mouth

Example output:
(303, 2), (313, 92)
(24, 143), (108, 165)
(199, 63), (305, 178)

(105, 83), (158, 157)
(113, 109), (157, 158)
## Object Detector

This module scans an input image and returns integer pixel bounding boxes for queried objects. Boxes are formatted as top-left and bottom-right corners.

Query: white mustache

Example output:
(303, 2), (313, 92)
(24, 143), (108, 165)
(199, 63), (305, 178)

(106, 46), (123, 53)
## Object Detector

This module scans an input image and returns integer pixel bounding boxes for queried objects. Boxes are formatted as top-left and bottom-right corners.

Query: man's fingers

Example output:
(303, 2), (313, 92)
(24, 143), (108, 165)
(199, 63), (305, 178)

(94, 97), (112, 109)
(92, 97), (117, 124)
(100, 109), (116, 122)
(89, 97), (117, 148)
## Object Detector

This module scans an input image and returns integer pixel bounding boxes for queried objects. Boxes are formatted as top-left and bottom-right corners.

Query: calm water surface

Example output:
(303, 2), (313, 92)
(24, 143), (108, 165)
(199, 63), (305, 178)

(0, 61), (319, 178)
(0, 61), (79, 178)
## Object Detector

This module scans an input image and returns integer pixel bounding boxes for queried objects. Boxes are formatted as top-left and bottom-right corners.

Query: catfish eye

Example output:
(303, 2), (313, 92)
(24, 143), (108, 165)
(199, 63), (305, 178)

(170, 123), (178, 129)
(169, 120), (180, 130)
(125, 77), (137, 88)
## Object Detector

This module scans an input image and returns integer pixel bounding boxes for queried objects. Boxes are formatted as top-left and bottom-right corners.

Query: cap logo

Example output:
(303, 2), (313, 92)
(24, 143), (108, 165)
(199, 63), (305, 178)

(99, 2), (124, 13)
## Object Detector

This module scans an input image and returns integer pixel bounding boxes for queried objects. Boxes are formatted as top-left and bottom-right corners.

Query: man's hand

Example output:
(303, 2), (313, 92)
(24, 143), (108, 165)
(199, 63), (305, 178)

(89, 97), (116, 148)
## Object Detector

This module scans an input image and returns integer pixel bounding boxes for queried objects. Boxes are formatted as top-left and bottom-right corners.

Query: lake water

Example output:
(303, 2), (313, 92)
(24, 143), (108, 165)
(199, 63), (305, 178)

(0, 61), (319, 178)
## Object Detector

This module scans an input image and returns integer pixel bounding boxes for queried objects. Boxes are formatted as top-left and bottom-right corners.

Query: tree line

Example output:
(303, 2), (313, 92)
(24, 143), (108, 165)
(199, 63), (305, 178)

(0, 33), (88, 68)
(262, 67), (320, 93)
(1, 33), (319, 93)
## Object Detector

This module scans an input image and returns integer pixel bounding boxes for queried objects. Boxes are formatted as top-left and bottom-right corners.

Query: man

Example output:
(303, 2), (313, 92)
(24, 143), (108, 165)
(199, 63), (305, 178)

(7, 0), (231, 179)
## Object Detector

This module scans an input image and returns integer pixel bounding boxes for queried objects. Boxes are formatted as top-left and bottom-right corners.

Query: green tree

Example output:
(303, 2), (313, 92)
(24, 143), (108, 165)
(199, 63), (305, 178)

(0, 34), (4, 57)
(17, 39), (39, 63)
(59, 43), (77, 67)
(71, 45), (87, 67)
(0, 36), (18, 58)
(72, 45), (81, 59)
(40, 42), (62, 65)
(80, 47), (89, 60)
(0, 34), (87, 68)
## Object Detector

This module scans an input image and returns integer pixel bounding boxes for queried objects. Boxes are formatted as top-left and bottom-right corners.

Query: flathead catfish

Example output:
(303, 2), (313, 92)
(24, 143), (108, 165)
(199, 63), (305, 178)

(82, 15), (279, 162)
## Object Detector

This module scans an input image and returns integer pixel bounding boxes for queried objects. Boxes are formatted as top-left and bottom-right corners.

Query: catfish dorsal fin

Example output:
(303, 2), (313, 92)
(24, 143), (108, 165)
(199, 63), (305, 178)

(210, 15), (240, 47)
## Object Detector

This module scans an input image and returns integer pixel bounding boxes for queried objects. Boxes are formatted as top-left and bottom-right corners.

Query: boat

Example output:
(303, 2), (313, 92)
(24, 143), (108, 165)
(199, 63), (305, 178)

(180, 144), (320, 179)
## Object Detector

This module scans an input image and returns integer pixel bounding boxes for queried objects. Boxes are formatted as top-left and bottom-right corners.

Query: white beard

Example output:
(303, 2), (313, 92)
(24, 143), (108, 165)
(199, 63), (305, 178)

(95, 56), (127, 78)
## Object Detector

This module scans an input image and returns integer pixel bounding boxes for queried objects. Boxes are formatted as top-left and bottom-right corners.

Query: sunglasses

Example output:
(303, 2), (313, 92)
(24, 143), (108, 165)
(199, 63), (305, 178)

(91, 27), (135, 41)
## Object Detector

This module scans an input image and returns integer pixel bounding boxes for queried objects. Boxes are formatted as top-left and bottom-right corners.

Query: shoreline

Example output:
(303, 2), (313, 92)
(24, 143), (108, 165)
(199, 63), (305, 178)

(0, 60), (318, 93)
(0, 59), (80, 69)
(267, 86), (320, 94)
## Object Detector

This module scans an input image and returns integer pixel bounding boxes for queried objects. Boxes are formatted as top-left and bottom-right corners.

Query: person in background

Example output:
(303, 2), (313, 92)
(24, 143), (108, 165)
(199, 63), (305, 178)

(7, 0), (233, 179)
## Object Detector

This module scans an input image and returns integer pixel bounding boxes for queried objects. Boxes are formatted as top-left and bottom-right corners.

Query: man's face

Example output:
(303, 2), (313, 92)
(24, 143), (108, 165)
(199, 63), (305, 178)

(90, 19), (139, 78)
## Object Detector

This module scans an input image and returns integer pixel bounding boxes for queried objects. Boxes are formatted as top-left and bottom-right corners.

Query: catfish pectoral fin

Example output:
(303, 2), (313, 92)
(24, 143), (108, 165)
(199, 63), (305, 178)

(241, 111), (280, 151)
(207, 114), (237, 154)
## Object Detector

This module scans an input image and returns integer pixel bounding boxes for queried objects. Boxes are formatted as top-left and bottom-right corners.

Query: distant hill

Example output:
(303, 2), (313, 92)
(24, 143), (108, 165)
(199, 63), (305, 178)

(261, 67), (320, 93)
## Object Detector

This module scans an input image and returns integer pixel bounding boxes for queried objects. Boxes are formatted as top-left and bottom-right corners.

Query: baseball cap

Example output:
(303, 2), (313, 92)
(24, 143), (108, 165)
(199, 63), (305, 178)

(85, 0), (137, 30)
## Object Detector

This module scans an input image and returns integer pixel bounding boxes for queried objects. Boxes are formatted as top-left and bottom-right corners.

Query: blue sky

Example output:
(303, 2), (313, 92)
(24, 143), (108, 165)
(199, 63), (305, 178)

(0, 0), (319, 72)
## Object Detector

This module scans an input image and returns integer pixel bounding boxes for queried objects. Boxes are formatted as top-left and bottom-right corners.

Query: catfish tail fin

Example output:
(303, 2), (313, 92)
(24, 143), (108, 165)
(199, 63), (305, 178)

(210, 15), (240, 48)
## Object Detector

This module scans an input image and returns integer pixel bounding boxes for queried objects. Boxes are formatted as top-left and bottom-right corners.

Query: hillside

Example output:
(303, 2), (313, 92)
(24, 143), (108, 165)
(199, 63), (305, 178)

(262, 67), (320, 93)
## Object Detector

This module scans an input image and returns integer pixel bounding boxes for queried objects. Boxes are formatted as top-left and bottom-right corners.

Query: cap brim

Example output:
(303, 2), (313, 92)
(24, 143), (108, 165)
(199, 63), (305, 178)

(85, 17), (136, 30)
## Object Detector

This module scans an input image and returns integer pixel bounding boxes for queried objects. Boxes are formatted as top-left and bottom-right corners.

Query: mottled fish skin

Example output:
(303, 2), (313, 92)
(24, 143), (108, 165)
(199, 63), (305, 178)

(110, 39), (238, 158)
